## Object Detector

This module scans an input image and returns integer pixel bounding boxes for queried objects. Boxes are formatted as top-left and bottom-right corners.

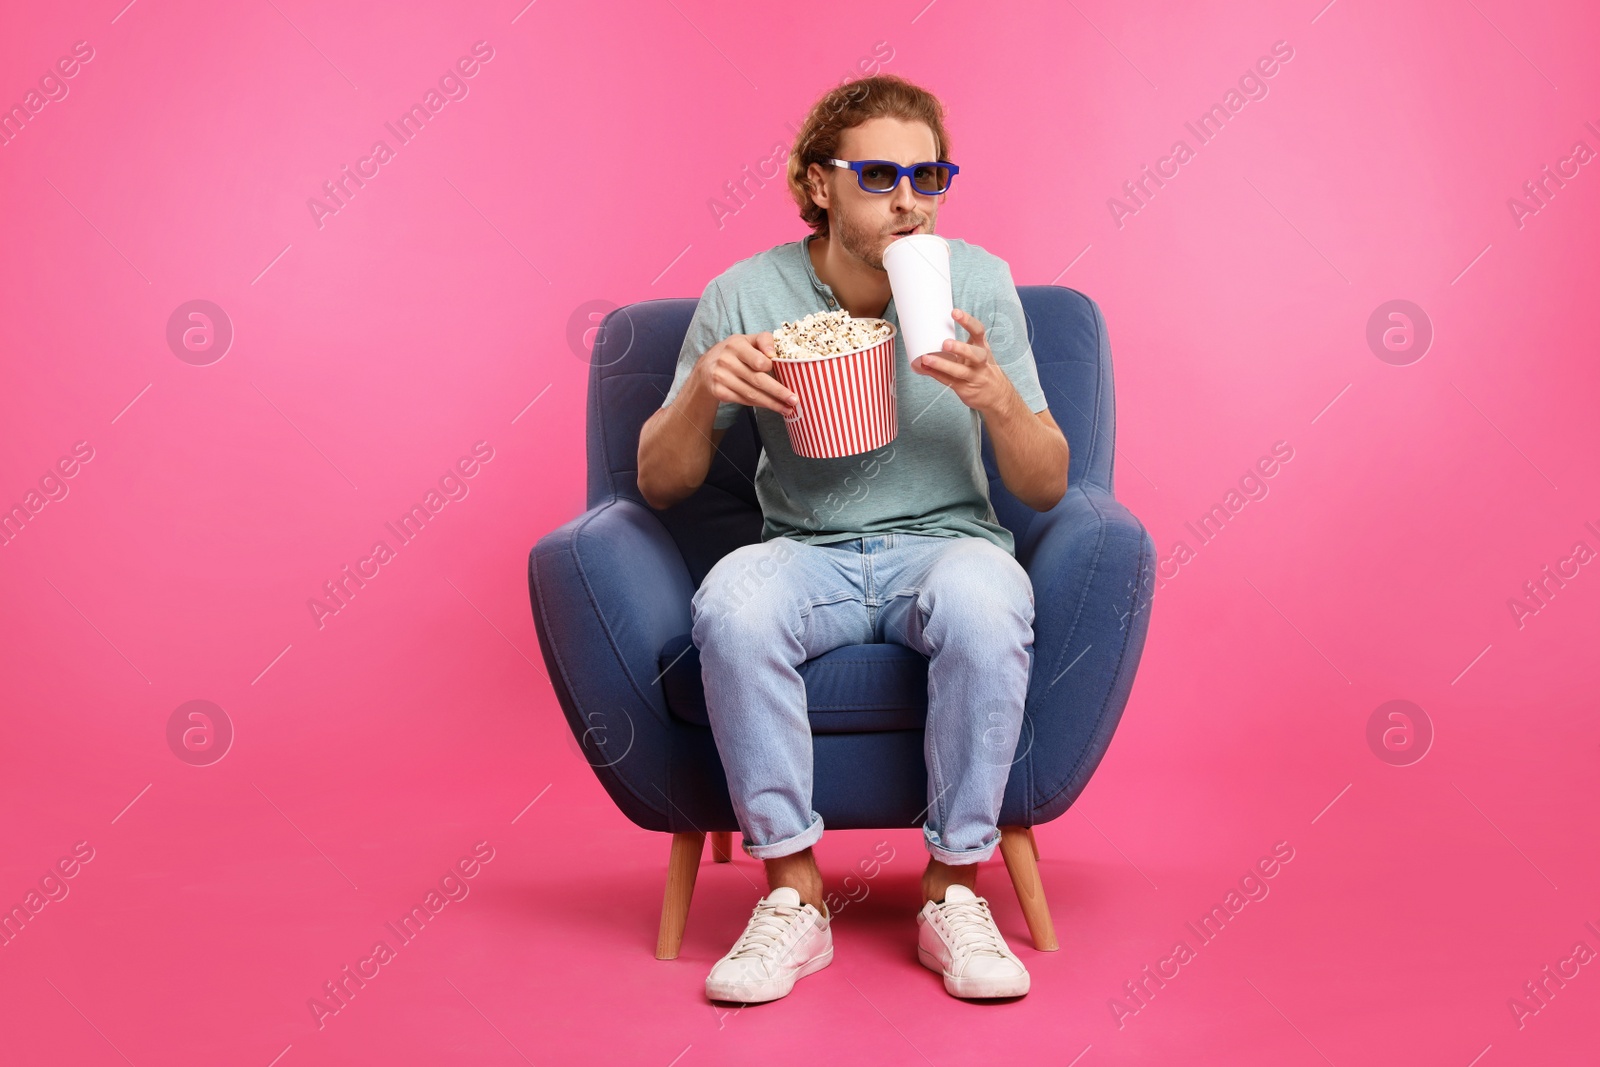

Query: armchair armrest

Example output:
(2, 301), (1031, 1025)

(528, 496), (697, 832)
(1011, 484), (1156, 822)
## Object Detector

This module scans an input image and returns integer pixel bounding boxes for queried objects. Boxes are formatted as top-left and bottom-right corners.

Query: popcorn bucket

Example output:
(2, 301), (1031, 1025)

(768, 324), (898, 459)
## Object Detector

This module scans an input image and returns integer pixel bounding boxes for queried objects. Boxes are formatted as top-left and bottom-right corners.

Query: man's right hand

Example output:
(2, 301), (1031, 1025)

(695, 332), (798, 419)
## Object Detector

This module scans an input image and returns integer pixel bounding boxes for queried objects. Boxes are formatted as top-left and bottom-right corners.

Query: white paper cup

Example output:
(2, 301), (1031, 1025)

(883, 233), (955, 363)
(768, 325), (898, 459)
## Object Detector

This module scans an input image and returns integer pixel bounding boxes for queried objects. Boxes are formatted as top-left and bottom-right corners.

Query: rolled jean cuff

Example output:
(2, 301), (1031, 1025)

(743, 809), (824, 860)
(923, 826), (999, 865)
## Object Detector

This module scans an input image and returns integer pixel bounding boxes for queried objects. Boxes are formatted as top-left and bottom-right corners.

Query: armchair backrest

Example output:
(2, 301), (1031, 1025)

(586, 285), (1117, 588)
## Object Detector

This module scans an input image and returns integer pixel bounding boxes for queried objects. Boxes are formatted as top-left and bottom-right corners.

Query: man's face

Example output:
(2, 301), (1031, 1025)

(810, 116), (943, 270)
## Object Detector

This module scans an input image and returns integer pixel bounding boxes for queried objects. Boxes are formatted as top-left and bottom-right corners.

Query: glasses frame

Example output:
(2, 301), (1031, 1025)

(822, 157), (960, 195)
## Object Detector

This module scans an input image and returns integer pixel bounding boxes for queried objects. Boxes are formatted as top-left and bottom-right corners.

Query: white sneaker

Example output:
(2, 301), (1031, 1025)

(705, 886), (833, 1003)
(917, 884), (1030, 998)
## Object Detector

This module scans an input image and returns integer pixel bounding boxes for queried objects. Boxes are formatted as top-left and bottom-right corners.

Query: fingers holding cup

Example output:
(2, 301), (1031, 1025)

(952, 308), (987, 347)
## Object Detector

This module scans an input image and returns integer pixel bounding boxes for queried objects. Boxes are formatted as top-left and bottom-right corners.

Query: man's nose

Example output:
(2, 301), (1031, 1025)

(889, 175), (919, 211)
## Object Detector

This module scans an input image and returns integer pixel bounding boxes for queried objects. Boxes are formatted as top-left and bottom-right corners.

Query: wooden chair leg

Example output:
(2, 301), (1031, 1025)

(711, 831), (733, 863)
(998, 824), (1058, 951)
(1027, 825), (1039, 861)
(657, 831), (706, 960)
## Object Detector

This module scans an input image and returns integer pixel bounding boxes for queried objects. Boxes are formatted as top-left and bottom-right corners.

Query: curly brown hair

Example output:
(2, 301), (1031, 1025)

(786, 74), (952, 238)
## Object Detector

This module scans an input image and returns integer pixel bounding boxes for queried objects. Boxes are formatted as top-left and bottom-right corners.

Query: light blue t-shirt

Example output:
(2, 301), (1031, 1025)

(660, 235), (1048, 556)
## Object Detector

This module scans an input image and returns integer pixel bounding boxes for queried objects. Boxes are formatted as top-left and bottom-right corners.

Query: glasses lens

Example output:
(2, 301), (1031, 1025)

(912, 164), (952, 194)
(858, 163), (898, 191)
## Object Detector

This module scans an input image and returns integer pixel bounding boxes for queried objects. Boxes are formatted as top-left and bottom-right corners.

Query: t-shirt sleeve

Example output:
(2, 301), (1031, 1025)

(661, 278), (745, 430)
(985, 261), (1049, 415)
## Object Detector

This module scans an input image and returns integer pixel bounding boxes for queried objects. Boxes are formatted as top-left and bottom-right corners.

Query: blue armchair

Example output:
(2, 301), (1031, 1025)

(528, 285), (1156, 959)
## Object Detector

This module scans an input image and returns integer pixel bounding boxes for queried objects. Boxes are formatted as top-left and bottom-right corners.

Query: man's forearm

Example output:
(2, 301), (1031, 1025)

(637, 368), (719, 509)
(981, 388), (1069, 511)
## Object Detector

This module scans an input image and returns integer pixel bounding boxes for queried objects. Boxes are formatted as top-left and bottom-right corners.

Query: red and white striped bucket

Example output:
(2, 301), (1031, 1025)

(768, 325), (899, 459)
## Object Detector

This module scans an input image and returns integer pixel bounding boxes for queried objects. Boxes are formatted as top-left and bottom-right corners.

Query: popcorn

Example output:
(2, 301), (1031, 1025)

(771, 309), (893, 360)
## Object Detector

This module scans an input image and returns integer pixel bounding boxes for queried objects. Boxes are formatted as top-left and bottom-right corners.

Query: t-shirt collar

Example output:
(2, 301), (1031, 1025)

(798, 233), (842, 311)
(798, 234), (902, 323)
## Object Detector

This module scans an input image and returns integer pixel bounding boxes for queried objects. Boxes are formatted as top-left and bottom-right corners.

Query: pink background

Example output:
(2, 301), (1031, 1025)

(2, 0), (1597, 1063)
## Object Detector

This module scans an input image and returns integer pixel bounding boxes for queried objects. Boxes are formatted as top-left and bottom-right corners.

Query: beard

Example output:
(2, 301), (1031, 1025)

(833, 208), (930, 270)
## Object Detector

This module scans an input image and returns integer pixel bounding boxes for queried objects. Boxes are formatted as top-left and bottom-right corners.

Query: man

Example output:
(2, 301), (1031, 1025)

(637, 73), (1069, 1003)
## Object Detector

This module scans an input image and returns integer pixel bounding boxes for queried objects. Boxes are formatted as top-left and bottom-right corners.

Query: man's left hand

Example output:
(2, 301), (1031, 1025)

(911, 308), (1018, 417)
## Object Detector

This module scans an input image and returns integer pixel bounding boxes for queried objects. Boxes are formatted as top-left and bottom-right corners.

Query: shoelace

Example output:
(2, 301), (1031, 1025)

(935, 897), (1008, 959)
(727, 900), (806, 961)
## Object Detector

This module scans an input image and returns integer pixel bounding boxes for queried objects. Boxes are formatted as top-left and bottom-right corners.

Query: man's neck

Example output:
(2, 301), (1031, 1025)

(808, 234), (892, 319)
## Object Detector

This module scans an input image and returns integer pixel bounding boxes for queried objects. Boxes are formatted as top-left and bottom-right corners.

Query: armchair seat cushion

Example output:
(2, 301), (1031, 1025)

(658, 633), (1033, 735)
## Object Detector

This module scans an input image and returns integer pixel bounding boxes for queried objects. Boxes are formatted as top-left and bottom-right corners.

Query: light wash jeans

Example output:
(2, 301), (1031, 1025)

(690, 532), (1035, 865)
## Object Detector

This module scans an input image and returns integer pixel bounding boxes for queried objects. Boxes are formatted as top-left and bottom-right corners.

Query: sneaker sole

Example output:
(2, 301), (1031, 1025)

(705, 943), (834, 1004)
(917, 943), (1030, 998)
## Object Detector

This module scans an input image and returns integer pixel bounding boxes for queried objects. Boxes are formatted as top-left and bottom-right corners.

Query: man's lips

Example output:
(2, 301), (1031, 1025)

(888, 223), (922, 239)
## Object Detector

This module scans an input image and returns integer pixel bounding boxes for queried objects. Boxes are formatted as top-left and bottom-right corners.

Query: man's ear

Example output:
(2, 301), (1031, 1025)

(806, 162), (831, 213)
